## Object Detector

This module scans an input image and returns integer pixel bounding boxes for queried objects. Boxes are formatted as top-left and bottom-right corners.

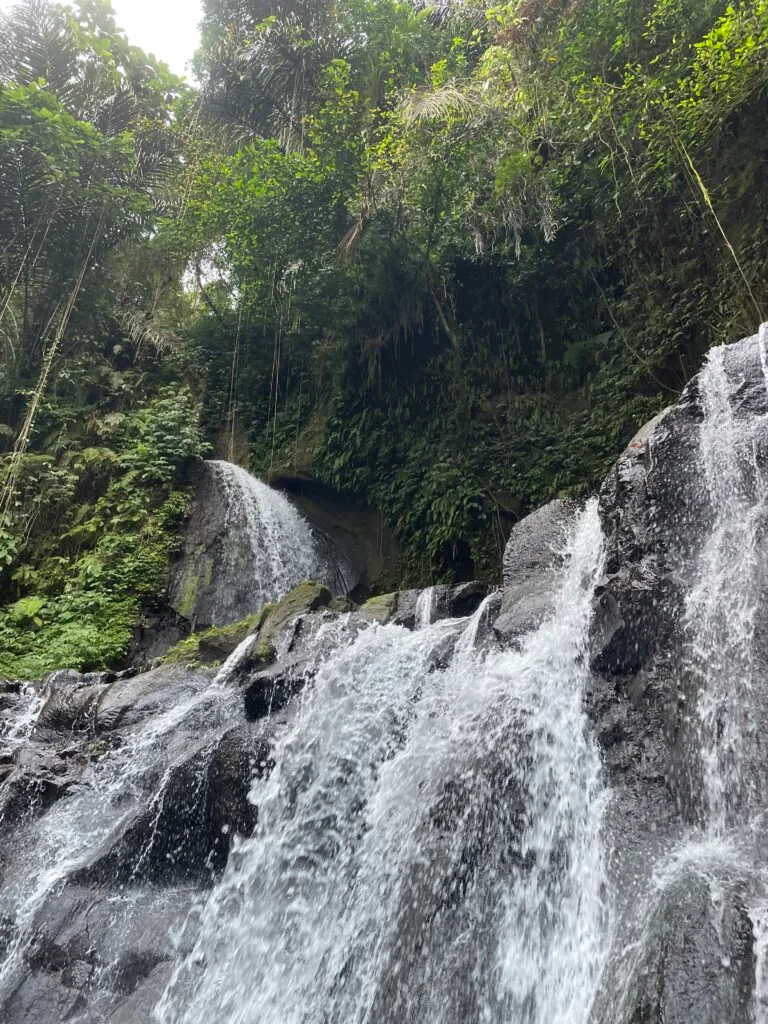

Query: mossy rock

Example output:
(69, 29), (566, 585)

(159, 583), (331, 670)
(360, 592), (398, 625)
(259, 582), (332, 644)
(249, 637), (277, 668)
(160, 612), (261, 667)
(328, 595), (357, 614)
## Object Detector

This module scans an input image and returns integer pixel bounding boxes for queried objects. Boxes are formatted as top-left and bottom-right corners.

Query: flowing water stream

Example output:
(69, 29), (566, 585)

(684, 325), (768, 1021)
(207, 460), (324, 609)
(595, 325), (768, 1024)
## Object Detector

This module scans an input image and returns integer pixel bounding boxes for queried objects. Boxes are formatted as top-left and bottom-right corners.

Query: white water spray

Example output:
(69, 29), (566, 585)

(156, 502), (610, 1024)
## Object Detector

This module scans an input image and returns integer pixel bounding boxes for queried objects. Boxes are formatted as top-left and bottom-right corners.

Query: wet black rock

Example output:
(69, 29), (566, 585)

(3, 885), (197, 1024)
(600, 869), (755, 1024)
(36, 670), (112, 733)
(243, 663), (313, 721)
(71, 725), (264, 885)
(0, 744), (86, 831)
(93, 664), (212, 733)
(269, 474), (400, 599)
(438, 581), (490, 618)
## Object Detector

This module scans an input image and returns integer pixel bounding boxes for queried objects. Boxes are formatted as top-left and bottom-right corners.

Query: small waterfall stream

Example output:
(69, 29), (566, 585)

(207, 460), (325, 610)
(592, 324), (768, 1024)
(687, 326), (768, 829)
(683, 325), (768, 1021)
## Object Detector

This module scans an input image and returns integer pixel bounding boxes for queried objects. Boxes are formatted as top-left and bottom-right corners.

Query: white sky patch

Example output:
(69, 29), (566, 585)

(0, 0), (204, 79)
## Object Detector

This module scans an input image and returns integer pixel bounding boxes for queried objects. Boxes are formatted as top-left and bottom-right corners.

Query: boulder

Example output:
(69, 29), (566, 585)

(595, 868), (755, 1024)
(70, 724), (265, 886)
(94, 664), (212, 732)
(435, 581), (490, 619)
(502, 498), (578, 587)
(361, 592), (398, 625)
(0, 743), (87, 829)
(36, 670), (112, 733)
(367, 584), (490, 630)
(259, 581), (332, 641)
(493, 499), (580, 646)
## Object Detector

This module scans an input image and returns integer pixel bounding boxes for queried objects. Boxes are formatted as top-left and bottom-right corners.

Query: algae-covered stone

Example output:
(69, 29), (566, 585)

(361, 592), (398, 625)
(249, 638), (277, 669)
(259, 582), (332, 643)
(197, 616), (259, 664)
(160, 585), (330, 671)
(160, 613), (260, 667)
(328, 595), (356, 614)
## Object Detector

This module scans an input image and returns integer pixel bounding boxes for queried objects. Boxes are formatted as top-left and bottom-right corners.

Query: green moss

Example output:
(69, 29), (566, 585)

(258, 582), (332, 642)
(160, 612), (261, 666)
(159, 584), (329, 669)
(361, 592), (397, 624)
(250, 638), (277, 667)
(175, 568), (202, 621)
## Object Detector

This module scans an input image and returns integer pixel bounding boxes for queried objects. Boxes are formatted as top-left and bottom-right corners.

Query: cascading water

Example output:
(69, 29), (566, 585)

(208, 460), (324, 609)
(592, 324), (768, 1024)
(0, 675), (241, 1004)
(686, 324), (768, 830)
(155, 502), (610, 1024)
(684, 324), (768, 1021)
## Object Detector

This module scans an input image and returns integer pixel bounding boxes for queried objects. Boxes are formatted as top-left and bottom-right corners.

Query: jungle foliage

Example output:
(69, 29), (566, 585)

(183, 0), (768, 582)
(1, 0), (767, 671)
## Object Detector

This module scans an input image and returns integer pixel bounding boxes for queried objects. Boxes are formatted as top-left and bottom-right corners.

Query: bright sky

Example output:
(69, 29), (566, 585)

(0, 0), (204, 78)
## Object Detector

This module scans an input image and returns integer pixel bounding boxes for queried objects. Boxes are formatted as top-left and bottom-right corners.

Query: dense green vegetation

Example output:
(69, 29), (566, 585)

(1, 0), (767, 674)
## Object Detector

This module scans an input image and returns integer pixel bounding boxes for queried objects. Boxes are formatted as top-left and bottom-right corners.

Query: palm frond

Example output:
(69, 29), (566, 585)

(117, 307), (181, 354)
(400, 82), (482, 126)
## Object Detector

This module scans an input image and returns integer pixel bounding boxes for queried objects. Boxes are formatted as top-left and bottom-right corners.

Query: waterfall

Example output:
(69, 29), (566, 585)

(684, 325), (768, 1022)
(208, 460), (324, 609)
(592, 324), (768, 1024)
(11, 332), (768, 1023)
(155, 502), (610, 1024)
(685, 325), (768, 831)
(170, 461), (329, 629)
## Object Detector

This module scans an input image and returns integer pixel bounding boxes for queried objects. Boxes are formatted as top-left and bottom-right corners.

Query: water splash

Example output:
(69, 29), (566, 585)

(156, 502), (610, 1024)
